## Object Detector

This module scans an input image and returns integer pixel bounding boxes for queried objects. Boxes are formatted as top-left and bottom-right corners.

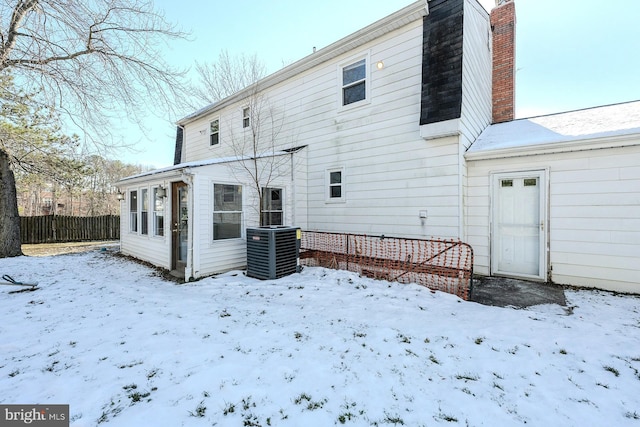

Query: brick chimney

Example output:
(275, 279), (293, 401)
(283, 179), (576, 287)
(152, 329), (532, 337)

(491, 0), (516, 123)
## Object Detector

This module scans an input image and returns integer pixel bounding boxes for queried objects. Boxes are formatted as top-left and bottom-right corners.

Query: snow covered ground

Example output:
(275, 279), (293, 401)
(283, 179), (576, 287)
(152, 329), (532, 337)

(1, 249), (639, 426)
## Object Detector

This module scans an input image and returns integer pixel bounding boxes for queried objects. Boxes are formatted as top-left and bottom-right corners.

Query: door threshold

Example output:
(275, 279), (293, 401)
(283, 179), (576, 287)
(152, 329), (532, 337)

(169, 269), (185, 279)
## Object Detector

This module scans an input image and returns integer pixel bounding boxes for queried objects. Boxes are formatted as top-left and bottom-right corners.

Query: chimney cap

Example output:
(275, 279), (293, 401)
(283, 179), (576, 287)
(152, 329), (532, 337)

(495, 0), (512, 6)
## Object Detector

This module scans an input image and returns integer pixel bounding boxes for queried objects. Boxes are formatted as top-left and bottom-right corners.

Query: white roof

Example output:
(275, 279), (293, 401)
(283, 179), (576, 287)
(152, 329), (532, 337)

(467, 101), (640, 158)
(117, 150), (294, 185)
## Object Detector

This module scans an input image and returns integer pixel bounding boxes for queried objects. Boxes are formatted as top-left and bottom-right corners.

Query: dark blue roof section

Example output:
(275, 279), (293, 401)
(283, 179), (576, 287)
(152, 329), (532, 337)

(173, 126), (183, 165)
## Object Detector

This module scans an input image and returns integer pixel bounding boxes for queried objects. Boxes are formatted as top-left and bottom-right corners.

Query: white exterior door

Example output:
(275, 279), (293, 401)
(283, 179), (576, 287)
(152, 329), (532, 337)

(491, 171), (546, 280)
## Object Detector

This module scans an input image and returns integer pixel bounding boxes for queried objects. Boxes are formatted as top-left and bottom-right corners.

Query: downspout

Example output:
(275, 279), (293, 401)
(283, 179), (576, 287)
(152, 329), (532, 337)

(290, 151), (296, 226)
(180, 169), (195, 281)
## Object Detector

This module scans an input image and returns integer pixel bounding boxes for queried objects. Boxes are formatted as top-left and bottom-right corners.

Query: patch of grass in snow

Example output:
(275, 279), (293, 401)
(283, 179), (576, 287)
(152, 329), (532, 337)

(337, 401), (363, 424)
(428, 354), (440, 364)
(455, 373), (479, 382)
(603, 365), (620, 377)
(223, 402), (236, 415)
(436, 412), (458, 423)
(43, 360), (59, 372)
(559, 348), (567, 355)
(382, 412), (405, 425)
(118, 360), (143, 369)
(189, 400), (206, 417)
(460, 387), (475, 396)
(8, 369), (19, 377)
(293, 392), (327, 411)
(625, 411), (640, 420)
(474, 337), (484, 345)
(397, 333), (411, 344)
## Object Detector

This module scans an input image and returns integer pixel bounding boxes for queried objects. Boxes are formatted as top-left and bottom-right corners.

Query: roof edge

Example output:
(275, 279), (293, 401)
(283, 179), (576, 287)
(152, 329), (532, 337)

(465, 132), (640, 161)
(178, 1), (428, 126)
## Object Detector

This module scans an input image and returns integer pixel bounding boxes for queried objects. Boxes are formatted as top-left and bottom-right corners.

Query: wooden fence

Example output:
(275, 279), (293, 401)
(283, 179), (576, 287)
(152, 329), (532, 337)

(20, 215), (120, 244)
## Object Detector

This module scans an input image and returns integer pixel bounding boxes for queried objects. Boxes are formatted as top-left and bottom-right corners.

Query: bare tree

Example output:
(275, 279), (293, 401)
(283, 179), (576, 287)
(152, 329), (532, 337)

(0, 0), (187, 257)
(229, 86), (293, 226)
(191, 50), (266, 107)
(193, 52), (298, 227)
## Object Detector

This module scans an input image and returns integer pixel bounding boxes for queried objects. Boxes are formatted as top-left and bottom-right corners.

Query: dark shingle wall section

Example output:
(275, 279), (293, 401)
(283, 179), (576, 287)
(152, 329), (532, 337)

(420, 0), (464, 125)
(173, 126), (183, 165)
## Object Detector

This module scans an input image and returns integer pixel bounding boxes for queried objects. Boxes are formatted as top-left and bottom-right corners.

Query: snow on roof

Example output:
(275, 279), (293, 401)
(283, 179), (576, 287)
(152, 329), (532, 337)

(117, 150), (293, 184)
(468, 100), (640, 155)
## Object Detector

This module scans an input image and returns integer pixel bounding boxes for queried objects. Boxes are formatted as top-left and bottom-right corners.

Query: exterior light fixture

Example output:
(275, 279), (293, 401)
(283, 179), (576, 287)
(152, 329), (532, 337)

(116, 191), (125, 201)
(376, 61), (384, 70)
(156, 185), (167, 198)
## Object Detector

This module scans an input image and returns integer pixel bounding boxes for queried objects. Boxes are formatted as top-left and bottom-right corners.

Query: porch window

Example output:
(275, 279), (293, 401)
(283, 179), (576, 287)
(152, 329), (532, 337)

(153, 187), (164, 236)
(141, 188), (149, 235)
(210, 119), (219, 146)
(342, 58), (366, 106)
(261, 187), (283, 226)
(129, 190), (138, 232)
(213, 184), (242, 240)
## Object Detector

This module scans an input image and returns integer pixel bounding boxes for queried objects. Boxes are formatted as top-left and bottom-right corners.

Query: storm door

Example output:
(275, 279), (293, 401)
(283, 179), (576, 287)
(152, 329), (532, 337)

(171, 181), (189, 276)
(491, 171), (546, 280)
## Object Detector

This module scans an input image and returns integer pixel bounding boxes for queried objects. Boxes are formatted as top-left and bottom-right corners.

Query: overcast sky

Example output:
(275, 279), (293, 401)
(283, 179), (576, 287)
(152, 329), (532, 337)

(126, 0), (640, 167)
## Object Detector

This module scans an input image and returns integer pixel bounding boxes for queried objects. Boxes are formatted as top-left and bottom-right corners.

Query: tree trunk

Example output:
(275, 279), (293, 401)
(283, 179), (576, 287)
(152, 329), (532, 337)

(0, 149), (23, 257)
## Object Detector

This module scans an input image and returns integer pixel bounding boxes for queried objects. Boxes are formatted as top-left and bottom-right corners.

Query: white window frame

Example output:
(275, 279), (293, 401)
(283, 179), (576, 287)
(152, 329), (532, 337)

(325, 167), (345, 203)
(261, 187), (284, 226)
(152, 187), (165, 237)
(213, 183), (243, 241)
(129, 190), (138, 233)
(209, 118), (220, 146)
(140, 188), (149, 235)
(338, 52), (371, 110)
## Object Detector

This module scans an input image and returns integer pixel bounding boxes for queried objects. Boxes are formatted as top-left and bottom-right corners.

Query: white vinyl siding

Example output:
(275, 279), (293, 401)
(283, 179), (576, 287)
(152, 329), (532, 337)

(466, 144), (640, 293)
(178, 17), (462, 240)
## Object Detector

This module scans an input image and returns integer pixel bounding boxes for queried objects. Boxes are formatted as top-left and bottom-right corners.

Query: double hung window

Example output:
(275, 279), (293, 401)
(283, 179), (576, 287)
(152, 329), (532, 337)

(129, 190), (138, 232)
(213, 184), (242, 240)
(261, 188), (283, 226)
(342, 59), (366, 106)
(153, 187), (164, 236)
(210, 119), (220, 146)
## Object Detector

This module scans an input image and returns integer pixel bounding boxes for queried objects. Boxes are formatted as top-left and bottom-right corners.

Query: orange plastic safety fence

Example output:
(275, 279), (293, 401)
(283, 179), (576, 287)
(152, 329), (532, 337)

(300, 231), (474, 300)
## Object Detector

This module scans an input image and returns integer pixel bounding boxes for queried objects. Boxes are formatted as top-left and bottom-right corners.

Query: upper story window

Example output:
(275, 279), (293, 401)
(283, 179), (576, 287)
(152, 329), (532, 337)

(210, 119), (220, 146)
(342, 58), (366, 106)
(242, 107), (250, 128)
